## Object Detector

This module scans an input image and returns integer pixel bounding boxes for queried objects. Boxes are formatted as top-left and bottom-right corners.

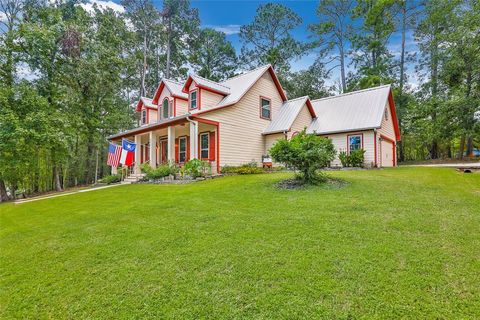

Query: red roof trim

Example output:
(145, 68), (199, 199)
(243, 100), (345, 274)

(388, 90), (401, 141)
(152, 82), (166, 105)
(305, 98), (316, 118)
(182, 76), (195, 93)
(267, 66), (287, 102)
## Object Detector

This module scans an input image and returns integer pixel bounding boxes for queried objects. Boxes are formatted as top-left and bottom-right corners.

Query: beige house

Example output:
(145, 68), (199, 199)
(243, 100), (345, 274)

(108, 65), (400, 174)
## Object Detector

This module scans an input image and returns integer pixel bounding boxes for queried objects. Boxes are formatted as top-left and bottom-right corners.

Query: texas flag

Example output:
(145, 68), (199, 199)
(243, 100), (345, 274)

(119, 139), (136, 167)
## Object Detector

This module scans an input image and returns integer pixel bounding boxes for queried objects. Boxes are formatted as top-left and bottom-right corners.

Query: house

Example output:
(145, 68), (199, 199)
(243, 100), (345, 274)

(108, 65), (400, 175)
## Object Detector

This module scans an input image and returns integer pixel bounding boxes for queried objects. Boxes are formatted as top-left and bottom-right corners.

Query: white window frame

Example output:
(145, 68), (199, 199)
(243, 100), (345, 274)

(200, 132), (209, 159)
(189, 89), (198, 110)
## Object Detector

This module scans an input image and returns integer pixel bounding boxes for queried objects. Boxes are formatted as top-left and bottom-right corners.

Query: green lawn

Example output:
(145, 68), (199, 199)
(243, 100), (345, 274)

(1, 168), (479, 319)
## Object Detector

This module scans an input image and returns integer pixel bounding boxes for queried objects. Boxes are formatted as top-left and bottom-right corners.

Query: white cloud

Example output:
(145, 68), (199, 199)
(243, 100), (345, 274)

(0, 11), (7, 23)
(79, 0), (125, 14)
(204, 24), (241, 35)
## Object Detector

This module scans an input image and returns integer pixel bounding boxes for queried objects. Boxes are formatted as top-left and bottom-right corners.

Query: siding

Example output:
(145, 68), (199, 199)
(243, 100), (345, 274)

(265, 133), (284, 155)
(287, 104), (313, 139)
(202, 72), (284, 166)
(200, 89), (224, 111)
(376, 101), (397, 166)
(147, 108), (157, 124)
(175, 98), (188, 116)
(322, 130), (376, 168)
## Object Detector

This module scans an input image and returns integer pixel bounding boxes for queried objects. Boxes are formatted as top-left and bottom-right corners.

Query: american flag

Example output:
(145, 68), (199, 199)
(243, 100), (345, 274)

(107, 143), (122, 167)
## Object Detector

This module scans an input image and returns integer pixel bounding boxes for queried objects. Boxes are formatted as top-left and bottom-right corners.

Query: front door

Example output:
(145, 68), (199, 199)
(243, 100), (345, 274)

(160, 139), (168, 164)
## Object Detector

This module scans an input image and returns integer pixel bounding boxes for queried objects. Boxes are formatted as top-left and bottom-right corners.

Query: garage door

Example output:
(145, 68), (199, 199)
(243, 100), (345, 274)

(381, 140), (394, 167)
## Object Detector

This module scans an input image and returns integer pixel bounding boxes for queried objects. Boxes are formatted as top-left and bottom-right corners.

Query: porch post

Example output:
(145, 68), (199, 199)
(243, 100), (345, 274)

(134, 134), (141, 174)
(149, 131), (157, 168)
(111, 166), (118, 175)
(167, 126), (175, 163)
(189, 120), (198, 159)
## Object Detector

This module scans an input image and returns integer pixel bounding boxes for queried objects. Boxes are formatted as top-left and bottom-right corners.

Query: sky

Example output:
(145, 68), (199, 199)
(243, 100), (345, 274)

(1, 0), (421, 89)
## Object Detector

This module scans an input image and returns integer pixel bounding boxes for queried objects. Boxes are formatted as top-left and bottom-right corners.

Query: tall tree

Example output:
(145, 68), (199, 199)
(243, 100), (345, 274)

(239, 2), (306, 76)
(160, 0), (199, 79)
(283, 58), (330, 100)
(309, 0), (354, 93)
(121, 0), (158, 97)
(350, 0), (397, 88)
(190, 28), (237, 81)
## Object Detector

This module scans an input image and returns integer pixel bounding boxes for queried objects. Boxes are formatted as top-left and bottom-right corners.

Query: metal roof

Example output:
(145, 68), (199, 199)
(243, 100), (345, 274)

(163, 79), (188, 99)
(190, 74), (231, 94)
(140, 97), (155, 108)
(307, 84), (392, 135)
(263, 96), (310, 134)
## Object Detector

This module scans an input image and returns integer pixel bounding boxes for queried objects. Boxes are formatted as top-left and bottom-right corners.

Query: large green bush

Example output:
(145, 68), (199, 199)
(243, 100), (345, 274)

(338, 149), (366, 167)
(184, 159), (211, 178)
(141, 163), (176, 180)
(269, 129), (336, 184)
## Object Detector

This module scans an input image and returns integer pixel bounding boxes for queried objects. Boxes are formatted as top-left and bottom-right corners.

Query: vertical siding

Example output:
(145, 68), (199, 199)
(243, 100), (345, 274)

(287, 104), (313, 139)
(322, 130), (376, 167)
(203, 72), (284, 166)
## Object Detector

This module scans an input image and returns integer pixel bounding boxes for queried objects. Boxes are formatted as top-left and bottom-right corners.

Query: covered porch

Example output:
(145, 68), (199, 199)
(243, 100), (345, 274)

(110, 116), (220, 175)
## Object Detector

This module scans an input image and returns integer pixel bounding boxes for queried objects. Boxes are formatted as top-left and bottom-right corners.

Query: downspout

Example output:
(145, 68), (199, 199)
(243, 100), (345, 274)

(374, 128), (378, 168)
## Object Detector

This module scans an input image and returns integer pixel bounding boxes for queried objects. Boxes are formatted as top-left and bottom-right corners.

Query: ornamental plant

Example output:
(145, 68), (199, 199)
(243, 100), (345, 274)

(269, 129), (336, 184)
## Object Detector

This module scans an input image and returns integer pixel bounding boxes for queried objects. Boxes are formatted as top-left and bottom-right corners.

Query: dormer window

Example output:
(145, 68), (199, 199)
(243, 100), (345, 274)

(260, 97), (271, 120)
(141, 109), (147, 124)
(162, 98), (170, 119)
(189, 90), (197, 110)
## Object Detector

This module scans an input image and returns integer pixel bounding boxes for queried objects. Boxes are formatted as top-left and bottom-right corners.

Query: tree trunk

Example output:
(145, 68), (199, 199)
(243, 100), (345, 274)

(339, 44), (346, 93)
(54, 165), (63, 192)
(458, 134), (465, 159)
(0, 179), (9, 202)
(466, 136), (473, 157)
(166, 18), (172, 79)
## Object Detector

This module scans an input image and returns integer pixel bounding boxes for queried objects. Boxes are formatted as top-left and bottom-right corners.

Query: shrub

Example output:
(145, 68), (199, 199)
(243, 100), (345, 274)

(141, 163), (177, 180)
(221, 162), (264, 175)
(269, 129), (336, 184)
(339, 151), (348, 167)
(184, 159), (211, 178)
(100, 174), (121, 184)
(349, 149), (366, 167)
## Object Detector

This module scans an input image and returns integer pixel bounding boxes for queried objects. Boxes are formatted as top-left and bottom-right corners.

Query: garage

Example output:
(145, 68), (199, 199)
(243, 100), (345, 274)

(380, 136), (396, 167)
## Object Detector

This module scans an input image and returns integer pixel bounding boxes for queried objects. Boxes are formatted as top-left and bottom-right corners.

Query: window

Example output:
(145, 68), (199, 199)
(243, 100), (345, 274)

(162, 98), (170, 119)
(384, 109), (389, 121)
(260, 97), (271, 120)
(200, 133), (209, 159)
(141, 109), (147, 124)
(179, 137), (187, 162)
(348, 135), (362, 152)
(189, 90), (197, 109)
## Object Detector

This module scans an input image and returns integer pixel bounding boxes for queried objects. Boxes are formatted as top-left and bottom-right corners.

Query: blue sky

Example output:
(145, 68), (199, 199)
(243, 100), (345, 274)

(184, 0), (420, 88)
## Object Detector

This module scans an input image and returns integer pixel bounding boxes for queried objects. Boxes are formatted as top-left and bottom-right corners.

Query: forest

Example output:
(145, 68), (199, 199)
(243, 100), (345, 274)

(0, 0), (479, 200)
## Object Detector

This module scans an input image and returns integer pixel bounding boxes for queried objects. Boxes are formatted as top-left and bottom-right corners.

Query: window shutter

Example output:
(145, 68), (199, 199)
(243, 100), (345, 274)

(141, 145), (144, 163)
(209, 131), (215, 161)
(186, 137), (190, 161)
(175, 138), (179, 163)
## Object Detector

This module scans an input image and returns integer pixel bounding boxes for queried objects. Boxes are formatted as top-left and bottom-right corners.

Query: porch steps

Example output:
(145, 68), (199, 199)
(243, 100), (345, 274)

(121, 173), (146, 184)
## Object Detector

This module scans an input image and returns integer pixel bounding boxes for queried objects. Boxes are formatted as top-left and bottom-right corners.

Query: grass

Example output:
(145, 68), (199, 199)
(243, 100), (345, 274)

(1, 167), (479, 319)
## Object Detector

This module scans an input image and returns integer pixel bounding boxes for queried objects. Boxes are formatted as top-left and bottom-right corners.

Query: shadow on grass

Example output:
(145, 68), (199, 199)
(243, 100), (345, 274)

(274, 176), (349, 190)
